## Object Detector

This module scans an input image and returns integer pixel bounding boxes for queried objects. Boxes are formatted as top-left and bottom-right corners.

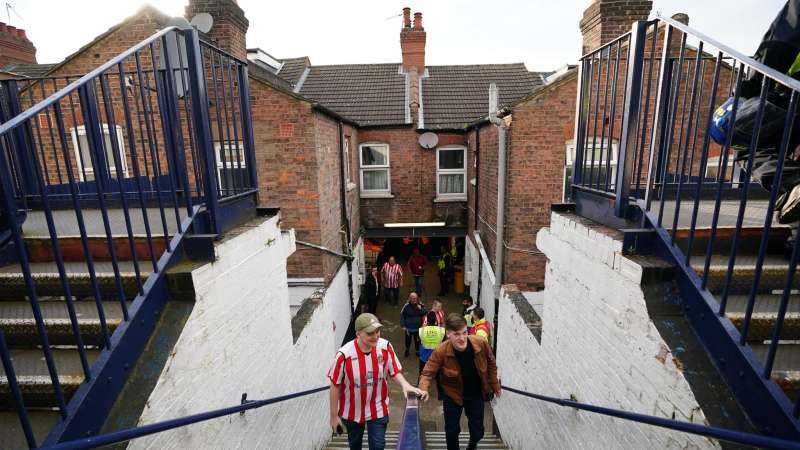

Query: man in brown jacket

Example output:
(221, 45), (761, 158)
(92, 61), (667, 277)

(418, 313), (501, 450)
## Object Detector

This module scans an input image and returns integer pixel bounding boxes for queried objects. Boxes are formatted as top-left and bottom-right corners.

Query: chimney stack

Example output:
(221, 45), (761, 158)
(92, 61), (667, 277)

(0, 21), (37, 67)
(186, 0), (249, 61)
(579, 0), (652, 54)
(400, 9), (426, 73)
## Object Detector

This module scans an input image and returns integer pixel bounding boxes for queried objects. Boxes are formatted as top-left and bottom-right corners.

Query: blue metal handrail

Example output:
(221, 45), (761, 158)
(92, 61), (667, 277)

(42, 386), (328, 450)
(396, 392), (423, 450)
(0, 23), (259, 447)
(503, 385), (800, 449)
(571, 13), (800, 440)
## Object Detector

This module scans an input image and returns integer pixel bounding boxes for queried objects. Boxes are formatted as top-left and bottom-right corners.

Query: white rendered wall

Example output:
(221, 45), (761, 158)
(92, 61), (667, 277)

(493, 212), (719, 450)
(351, 237), (365, 309)
(127, 216), (344, 450)
(327, 262), (353, 349)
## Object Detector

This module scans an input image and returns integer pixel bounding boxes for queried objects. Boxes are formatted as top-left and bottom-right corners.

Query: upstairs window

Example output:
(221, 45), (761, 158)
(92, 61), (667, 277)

(215, 142), (247, 194)
(71, 124), (128, 182)
(437, 146), (467, 200)
(360, 143), (390, 196)
(563, 139), (618, 201)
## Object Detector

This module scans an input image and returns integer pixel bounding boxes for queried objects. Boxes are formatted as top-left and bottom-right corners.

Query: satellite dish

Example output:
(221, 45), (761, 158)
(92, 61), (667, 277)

(191, 13), (214, 33)
(418, 132), (439, 149)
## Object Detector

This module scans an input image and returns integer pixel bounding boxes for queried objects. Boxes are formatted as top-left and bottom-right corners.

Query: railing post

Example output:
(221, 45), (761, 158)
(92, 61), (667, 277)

(4, 80), (39, 198)
(182, 27), (220, 234)
(571, 58), (588, 191)
(614, 21), (648, 217)
(78, 81), (111, 193)
(237, 64), (258, 201)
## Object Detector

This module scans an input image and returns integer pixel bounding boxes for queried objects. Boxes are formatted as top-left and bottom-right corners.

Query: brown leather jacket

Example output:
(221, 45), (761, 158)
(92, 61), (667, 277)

(418, 335), (500, 406)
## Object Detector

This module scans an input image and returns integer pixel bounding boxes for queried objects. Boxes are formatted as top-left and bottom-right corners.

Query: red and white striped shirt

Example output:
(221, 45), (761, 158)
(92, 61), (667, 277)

(381, 262), (403, 289)
(422, 309), (445, 327)
(327, 338), (403, 423)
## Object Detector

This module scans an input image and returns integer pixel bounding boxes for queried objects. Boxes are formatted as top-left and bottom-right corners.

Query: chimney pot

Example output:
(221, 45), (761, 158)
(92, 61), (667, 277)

(17, 29), (26, 38)
(403, 7), (411, 28)
(6, 25), (16, 34)
(413, 12), (422, 29)
(0, 23), (6, 33)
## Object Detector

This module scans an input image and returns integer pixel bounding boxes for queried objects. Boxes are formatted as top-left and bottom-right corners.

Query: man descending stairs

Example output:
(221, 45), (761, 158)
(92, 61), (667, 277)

(324, 431), (508, 449)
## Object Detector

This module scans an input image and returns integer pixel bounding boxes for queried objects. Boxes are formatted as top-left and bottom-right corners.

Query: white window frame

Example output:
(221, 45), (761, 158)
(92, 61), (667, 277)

(70, 124), (128, 182)
(436, 146), (467, 201)
(214, 141), (246, 190)
(563, 139), (618, 201)
(359, 143), (391, 197)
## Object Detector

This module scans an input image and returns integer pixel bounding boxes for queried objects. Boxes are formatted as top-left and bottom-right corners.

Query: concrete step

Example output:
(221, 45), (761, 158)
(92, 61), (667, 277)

(751, 344), (800, 399)
(0, 261), (142, 301)
(674, 226), (791, 257)
(0, 348), (100, 408)
(0, 301), (125, 347)
(0, 410), (60, 450)
(725, 295), (800, 341)
(691, 255), (799, 295)
(325, 432), (507, 449)
(24, 235), (166, 263)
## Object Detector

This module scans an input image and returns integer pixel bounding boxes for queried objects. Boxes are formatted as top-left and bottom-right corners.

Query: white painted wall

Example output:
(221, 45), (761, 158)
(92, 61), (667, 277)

(465, 233), (498, 328)
(327, 262), (353, 349)
(351, 237), (364, 309)
(465, 236), (481, 301)
(127, 216), (345, 450)
(493, 212), (719, 450)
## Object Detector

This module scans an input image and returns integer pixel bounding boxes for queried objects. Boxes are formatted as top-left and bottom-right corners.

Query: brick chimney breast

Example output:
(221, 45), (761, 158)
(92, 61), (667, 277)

(186, 0), (249, 61)
(579, 0), (652, 54)
(400, 10), (426, 73)
(0, 21), (37, 67)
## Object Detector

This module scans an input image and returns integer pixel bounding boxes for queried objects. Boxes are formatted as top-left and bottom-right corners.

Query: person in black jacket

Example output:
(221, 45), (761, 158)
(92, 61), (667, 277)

(365, 266), (380, 314)
(400, 292), (427, 358)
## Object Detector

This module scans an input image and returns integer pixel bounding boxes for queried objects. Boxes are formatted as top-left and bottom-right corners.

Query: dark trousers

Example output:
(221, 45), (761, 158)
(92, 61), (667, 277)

(404, 330), (420, 353)
(367, 295), (378, 314)
(438, 270), (448, 295)
(384, 287), (399, 305)
(414, 275), (424, 296)
(443, 395), (484, 450)
(342, 416), (389, 450)
(739, 146), (800, 194)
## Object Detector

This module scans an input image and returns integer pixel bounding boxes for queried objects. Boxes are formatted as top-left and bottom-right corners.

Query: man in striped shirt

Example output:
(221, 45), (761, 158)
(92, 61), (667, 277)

(329, 313), (424, 450)
(381, 256), (403, 306)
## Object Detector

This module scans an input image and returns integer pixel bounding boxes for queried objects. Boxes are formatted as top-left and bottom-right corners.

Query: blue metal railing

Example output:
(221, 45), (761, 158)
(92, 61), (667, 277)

(503, 385), (800, 449)
(572, 15), (800, 439)
(396, 392), (423, 450)
(0, 25), (258, 447)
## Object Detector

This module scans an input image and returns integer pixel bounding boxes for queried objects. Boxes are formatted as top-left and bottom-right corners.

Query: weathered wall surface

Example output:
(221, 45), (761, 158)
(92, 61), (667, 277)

(128, 215), (345, 450)
(493, 211), (720, 450)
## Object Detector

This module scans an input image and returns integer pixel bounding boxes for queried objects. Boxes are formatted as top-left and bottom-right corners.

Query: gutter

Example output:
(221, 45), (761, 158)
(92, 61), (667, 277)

(337, 121), (356, 321)
(295, 240), (353, 260)
(487, 83), (508, 355)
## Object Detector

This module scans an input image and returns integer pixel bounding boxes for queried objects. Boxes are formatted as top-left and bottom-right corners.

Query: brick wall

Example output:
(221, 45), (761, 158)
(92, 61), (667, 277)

(469, 124), (499, 269)
(358, 128), (468, 229)
(580, 0), (652, 54)
(186, 0), (249, 61)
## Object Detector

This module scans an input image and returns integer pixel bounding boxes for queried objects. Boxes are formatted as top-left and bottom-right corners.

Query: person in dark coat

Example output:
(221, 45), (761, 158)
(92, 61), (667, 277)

(400, 292), (427, 358)
(365, 266), (380, 314)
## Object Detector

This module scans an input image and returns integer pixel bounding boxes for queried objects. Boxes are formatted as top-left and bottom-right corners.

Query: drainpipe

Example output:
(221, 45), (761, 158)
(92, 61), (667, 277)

(487, 84), (507, 355)
(338, 121), (356, 321)
(473, 128), (480, 231)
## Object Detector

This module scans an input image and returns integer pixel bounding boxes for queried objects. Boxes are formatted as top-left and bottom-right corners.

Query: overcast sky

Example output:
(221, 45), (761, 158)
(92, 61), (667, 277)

(5, 1), (787, 72)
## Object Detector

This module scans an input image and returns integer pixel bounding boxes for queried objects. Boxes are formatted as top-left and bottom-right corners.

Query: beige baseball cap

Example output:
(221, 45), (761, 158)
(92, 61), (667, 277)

(355, 313), (383, 333)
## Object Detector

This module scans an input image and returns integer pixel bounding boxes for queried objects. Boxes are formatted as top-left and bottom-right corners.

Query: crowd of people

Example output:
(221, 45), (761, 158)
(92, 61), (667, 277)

(329, 246), (497, 450)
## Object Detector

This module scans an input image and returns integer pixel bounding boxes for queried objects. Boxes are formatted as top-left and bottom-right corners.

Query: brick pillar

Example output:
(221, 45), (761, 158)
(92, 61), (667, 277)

(0, 22), (36, 67)
(400, 9), (426, 124)
(186, 0), (249, 61)
(579, 0), (652, 54)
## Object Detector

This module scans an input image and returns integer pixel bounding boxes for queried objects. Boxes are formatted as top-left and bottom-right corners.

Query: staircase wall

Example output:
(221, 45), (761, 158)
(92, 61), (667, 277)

(493, 211), (719, 449)
(126, 215), (339, 450)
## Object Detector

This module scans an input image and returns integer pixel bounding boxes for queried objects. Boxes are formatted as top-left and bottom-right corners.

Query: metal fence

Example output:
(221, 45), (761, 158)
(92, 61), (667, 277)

(572, 15), (800, 438)
(0, 25), (257, 447)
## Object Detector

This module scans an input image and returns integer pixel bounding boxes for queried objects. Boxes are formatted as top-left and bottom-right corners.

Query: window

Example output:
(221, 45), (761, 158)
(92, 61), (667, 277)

(71, 124), (128, 182)
(215, 142), (247, 193)
(563, 139), (618, 201)
(360, 143), (390, 196)
(437, 146), (467, 200)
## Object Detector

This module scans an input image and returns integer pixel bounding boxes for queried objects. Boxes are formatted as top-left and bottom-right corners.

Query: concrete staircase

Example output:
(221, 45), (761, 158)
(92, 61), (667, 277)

(681, 226), (800, 399)
(0, 230), (154, 448)
(324, 430), (508, 449)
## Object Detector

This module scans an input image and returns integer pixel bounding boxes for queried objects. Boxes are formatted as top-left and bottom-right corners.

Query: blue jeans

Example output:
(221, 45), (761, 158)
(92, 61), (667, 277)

(342, 416), (389, 450)
(414, 275), (424, 296)
(443, 395), (484, 450)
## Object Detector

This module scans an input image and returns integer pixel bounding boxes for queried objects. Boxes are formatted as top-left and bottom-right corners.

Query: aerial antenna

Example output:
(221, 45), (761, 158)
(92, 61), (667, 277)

(5, 2), (23, 25)
(384, 12), (402, 21)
